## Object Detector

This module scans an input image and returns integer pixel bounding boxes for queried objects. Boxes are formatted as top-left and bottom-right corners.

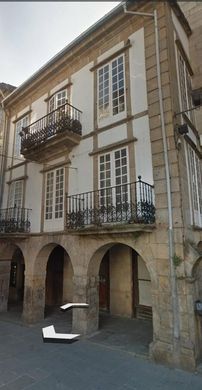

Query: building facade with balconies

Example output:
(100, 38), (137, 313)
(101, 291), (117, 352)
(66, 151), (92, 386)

(0, 83), (16, 207)
(0, 1), (202, 370)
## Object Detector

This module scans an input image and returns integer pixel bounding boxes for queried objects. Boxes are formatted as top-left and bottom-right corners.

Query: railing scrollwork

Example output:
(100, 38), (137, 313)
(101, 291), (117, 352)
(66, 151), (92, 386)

(0, 207), (31, 233)
(66, 177), (155, 229)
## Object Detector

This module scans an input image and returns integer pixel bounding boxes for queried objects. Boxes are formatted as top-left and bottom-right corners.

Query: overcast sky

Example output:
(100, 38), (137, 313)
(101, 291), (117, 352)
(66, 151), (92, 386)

(0, 2), (118, 88)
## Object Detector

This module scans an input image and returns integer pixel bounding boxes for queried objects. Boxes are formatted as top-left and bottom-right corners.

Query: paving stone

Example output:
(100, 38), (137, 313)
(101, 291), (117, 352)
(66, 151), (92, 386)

(1, 375), (35, 390)
(0, 313), (202, 389)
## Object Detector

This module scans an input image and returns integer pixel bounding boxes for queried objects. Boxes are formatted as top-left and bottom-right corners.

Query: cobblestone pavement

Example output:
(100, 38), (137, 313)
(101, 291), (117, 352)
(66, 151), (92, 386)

(0, 310), (202, 389)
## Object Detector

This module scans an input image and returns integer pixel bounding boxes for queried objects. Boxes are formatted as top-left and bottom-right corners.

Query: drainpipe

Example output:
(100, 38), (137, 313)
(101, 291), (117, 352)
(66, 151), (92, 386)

(0, 104), (9, 209)
(122, 2), (180, 347)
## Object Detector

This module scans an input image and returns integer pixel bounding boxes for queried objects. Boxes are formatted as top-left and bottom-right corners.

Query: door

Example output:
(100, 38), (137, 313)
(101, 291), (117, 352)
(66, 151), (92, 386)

(132, 251), (152, 320)
(45, 246), (64, 307)
(99, 251), (110, 311)
(44, 168), (65, 231)
(99, 147), (129, 222)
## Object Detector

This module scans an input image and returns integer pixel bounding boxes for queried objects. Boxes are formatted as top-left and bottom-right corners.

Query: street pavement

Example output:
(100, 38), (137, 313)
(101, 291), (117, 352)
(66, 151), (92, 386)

(0, 310), (202, 389)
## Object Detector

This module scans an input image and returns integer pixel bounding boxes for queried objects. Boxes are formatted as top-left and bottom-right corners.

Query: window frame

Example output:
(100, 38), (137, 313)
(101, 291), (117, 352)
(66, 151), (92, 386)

(187, 143), (202, 227)
(8, 180), (23, 209)
(99, 147), (129, 207)
(97, 54), (126, 120)
(48, 89), (68, 113)
(177, 48), (194, 123)
(45, 167), (64, 221)
(14, 115), (29, 157)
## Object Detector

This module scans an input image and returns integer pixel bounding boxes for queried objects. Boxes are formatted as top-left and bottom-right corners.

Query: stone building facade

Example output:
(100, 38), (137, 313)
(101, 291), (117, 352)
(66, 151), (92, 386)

(0, 83), (16, 206)
(179, 2), (202, 133)
(0, 1), (202, 370)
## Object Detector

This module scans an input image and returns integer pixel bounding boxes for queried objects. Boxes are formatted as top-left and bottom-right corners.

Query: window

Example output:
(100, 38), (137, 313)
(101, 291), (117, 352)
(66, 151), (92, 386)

(187, 143), (202, 227)
(45, 168), (64, 220)
(48, 89), (68, 125)
(99, 148), (128, 207)
(14, 116), (28, 156)
(8, 180), (23, 208)
(98, 55), (125, 119)
(48, 89), (67, 113)
(177, 50), (194, 123)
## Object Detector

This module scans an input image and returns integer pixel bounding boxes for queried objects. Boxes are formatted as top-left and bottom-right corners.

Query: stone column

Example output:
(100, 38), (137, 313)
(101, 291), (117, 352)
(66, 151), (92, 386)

(0, 261), (11, 312)
(72, 275), (99, 335)
(22, 272), (46, 323)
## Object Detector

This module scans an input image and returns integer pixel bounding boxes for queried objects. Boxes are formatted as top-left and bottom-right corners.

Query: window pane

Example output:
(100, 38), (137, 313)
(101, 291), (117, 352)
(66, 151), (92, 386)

(45, 172), (54, 220)
(15, 117), (28, 156)
(98, 65), (109, 119)
(55, 168), (64, 219)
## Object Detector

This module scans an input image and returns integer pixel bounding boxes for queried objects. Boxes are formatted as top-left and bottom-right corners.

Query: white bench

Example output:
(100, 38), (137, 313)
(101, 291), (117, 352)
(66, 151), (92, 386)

(42, 325), (80, 343)
(60, 302), (89, 311)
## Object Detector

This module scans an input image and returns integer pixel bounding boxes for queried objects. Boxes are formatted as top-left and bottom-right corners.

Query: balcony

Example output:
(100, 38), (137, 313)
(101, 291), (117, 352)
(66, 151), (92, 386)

(66, 177), (155, 232)
(20, 103), (82, 162)
(0, 207), (31, 234)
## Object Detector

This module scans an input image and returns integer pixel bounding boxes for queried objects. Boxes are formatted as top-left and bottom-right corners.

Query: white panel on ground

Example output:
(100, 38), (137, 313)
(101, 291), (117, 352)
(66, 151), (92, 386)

(42, 325), (80, 343)
(60, 303), (89, 311)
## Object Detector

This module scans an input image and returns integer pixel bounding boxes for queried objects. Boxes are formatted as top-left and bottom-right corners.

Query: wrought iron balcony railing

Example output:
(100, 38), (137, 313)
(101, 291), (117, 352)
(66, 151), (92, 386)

(20, 102), (82, 153)
(66, 177), (155, 229)
(0, 207), (31, 233)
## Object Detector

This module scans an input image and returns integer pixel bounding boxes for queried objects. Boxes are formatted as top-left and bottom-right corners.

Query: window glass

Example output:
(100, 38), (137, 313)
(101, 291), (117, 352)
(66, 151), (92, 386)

(98, 55), (125, 119)
(177, 49), (194, 123)
(14, 116), (28, 156)
(45, 168), (64, 220)
(99, 148), (128, 207)
(187, 143), (202, 226)
(48, 89), (67, 113)
(8, 180), (23, 208)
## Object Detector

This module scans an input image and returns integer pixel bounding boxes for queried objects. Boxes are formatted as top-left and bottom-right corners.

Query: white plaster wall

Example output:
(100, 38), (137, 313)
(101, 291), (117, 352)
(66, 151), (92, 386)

(133, 115), (153, 184)
(2, 164), (25, 209)
(10, 165), (24, 179)
(98, 124), (127, 148)
(45, 156), (66, 167)
(71, 63), (94, 136)
(2, 171), (10, 208)
(25, 162), (43, 233)
(43, 215), (64, 233)
(31, 94), (47, 123)
(16, 106), (30, 119)
(97, 42), (124, 62)
(7, 120), (15, 168)
(172, 10), (190, 57)
(50, 78), (69, 95)
(129, 28), (148, 115)
(68, 138), (93, 195)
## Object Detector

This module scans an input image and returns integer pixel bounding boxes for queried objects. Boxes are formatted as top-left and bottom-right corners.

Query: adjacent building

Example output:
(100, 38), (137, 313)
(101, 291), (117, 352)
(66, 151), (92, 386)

(0, 1), (202, 370)
(0, 83), (16, 206)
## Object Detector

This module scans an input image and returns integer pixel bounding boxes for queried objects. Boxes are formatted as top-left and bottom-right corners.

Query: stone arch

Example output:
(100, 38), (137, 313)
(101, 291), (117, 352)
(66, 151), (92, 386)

(87, 239), (156, 286)
(73, 238), (155, 336)
(0, 242), (26, 314)
(0, 241), (25, 261)
(184, 240), (202, 278)
(8, 247), (25, 311)
(190, 255), (202, 359)
(23, 241), (74, 323)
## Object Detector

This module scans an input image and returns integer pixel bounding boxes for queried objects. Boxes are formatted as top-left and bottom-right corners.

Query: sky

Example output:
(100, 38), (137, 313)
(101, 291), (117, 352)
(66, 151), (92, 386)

(0, 2), (118, 88)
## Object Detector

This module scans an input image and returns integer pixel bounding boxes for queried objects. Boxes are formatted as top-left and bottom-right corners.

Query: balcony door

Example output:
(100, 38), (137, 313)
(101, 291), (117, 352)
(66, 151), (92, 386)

(7, 180), (23, 219)
(48, 90), (67, 125)
(99, 148), (129, 217)
(44, 168), (64, 232)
